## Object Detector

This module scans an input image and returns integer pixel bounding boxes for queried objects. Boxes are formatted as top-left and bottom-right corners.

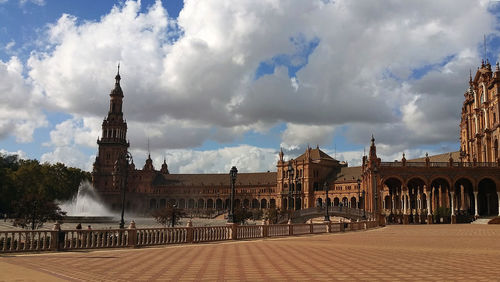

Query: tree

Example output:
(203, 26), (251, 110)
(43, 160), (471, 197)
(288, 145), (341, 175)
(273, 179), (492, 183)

(264, 208), (280, 224)
(152, 204), (187, 227)
(13, 192), (66, 230)
(233, 207), (252, 224)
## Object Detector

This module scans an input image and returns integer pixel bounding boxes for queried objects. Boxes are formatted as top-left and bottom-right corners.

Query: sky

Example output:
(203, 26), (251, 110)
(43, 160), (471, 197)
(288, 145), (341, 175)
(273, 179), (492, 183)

(1, 0), (500, 174)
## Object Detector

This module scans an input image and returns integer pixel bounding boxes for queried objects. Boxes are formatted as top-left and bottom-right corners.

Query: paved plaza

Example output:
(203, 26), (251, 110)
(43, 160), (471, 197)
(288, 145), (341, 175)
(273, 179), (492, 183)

(1, 224), (500, 281)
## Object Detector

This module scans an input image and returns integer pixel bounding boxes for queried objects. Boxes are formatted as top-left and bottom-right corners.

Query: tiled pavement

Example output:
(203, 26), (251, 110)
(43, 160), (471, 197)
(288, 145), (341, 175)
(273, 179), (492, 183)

(1, 224), (500, 281)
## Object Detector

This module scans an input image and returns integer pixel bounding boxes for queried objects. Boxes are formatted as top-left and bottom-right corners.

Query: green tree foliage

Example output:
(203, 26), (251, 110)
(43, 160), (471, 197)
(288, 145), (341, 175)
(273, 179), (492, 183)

(12, 192), (66, 230)
(152, 204), (187, 227)
(0, 153), (91, 228)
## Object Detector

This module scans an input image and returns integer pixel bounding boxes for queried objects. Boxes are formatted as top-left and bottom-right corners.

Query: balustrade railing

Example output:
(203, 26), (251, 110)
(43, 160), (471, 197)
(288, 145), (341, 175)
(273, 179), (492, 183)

(0, 219), (378, 253)
(380, 161), (499, 168)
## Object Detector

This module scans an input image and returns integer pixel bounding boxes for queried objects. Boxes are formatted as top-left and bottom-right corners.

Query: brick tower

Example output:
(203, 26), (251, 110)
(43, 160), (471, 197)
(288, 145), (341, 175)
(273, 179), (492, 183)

(92, 66), (129, 195)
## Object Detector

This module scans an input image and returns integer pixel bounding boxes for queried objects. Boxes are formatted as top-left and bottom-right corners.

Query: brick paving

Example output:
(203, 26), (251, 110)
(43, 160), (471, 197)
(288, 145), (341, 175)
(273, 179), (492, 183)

(1, 225), (500, 281)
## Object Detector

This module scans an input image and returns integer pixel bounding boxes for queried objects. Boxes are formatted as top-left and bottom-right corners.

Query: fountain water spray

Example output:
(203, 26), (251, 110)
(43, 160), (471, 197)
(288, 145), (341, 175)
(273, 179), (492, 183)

(60, 181), (112, 217)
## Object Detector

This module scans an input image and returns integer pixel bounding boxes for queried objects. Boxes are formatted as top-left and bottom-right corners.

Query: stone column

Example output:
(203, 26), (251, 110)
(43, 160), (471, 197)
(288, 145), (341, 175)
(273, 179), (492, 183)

(460, 185), (465, 211)
(450, 191), (456, 224)
(426, 190), (432, 224)
(391, 194), (395, 214)
(438, 185), (443, 208)
(497, 192), (500, 216)
(473, 191), (479, 217)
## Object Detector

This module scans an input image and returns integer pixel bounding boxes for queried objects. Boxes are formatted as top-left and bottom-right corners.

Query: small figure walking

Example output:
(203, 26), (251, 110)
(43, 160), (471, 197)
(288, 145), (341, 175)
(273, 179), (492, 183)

(87, 225), (92, 230)
(76, 223), (82, 230)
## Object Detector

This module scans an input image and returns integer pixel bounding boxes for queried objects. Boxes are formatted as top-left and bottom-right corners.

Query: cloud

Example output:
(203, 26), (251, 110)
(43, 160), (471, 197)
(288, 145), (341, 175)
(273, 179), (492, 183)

(0, 56), (47, 142)
(130, 145), (279, 174)
(280, 123), (335, 150)
(1, 0), (498, 168)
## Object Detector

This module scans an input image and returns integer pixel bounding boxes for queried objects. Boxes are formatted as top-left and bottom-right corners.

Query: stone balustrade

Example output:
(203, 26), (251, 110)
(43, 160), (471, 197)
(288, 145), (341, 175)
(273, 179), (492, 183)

(0, 220), (378, 253)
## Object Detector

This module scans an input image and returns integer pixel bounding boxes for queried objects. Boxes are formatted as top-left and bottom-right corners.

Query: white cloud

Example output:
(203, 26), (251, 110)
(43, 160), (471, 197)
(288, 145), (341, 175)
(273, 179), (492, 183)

(41, 146), (94, 171)
(280, 123), (335, 150)
(0, 56), (47, 142)
(1, 0), (498, 168)
(0, 149), (27, 159)
(130, 145), (278, 174)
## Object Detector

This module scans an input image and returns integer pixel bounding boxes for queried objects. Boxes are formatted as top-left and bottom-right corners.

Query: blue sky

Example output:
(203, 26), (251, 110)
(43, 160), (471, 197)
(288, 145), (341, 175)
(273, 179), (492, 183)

(1, 0), (500, 173)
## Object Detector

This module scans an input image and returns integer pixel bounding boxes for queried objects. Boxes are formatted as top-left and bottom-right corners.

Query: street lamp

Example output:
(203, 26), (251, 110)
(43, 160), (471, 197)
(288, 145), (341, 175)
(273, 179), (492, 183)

(324, 181), (330, 221)
(171, 204), (177, 227)
(227, 166), (238, 223)
(287, 161), (294, 211)
(117, 151), (133, 229)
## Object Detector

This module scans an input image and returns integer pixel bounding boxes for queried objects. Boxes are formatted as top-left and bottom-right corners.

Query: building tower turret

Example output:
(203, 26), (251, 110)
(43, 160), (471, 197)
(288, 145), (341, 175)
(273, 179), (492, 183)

(92, 66), (130, 192)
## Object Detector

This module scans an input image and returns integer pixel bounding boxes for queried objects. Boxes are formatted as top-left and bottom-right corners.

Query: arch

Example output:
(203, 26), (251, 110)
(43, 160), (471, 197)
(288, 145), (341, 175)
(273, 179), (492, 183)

(207, 199), (214, 209)
(350, 197), (356, 208)
(197, 198), (205, 209)
(333, 197), (340, 206)
(261, 198), (268, 209)
(316, 198), (323, 207)
(383, 177), (404, 202)
(384, 195), (391, 211)
(407, 177), (426, 210)
(454, 177), (475, 216)
(179, 199), (186, 209)
(381, 175), (405, 186)
(188, 199), (195, 209)
(243, 199), (250, 208)
(342, 197), (348, 206)
(270, 199), (276, 209)
(251, 199), (259, 209)
(159, 198), (166, 208)
(429, 175), (452, 187)
(225, 198), (230, 210)
(295, 198), (301, 210)
(216, 198), (223, 210)
(478, 178), (499, 216)
(234, 199), (241, 208)
(149, 199), (157, 210)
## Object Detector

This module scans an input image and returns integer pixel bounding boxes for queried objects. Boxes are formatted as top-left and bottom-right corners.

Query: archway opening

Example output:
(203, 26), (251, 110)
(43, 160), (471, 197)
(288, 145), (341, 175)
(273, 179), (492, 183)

(478, 178), (498, 216)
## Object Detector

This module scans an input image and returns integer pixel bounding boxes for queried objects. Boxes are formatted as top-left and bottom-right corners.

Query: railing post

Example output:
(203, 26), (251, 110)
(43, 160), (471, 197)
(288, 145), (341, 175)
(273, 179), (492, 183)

(227, 222), (238, 240)
(52, 221), (66, 251)
(261, 220), (268, 238)
(127, 220), (137, 248)
(50, 222), (60, 251)
(186, 220), (194, 243)
(326, 221), (332, 233)
(288, 219), (293, 236)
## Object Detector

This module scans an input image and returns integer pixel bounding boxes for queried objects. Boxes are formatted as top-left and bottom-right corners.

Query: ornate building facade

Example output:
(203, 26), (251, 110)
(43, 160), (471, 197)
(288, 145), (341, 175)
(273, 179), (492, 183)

(93, 63), (500, 223)
(460, 60), (500, 163)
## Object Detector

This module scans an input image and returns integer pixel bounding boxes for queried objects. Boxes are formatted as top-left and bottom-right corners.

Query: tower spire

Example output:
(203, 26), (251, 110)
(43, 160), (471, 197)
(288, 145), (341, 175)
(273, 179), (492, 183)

(115, 63), (121, 85)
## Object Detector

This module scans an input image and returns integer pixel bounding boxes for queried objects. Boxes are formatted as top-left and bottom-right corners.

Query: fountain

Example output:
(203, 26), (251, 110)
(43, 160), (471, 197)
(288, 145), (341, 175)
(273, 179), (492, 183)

(59, 181), (115, 223)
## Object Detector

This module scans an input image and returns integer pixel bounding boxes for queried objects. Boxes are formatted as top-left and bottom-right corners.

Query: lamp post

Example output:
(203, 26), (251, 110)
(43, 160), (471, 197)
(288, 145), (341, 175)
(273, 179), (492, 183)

(227, 166), (238, 223)
(324, 181), (330, 221)
(118, 151), (133, 229)
(171, 204), (177, 227)
(287, 161), (294, 211)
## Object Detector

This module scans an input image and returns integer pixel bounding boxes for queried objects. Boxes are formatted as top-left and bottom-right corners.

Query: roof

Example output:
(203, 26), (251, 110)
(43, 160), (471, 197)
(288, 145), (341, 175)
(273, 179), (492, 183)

(333, 166), (362, 183)
(407, 151), (460, 163)
(152, 172), (277, 187)
(295, 147), (336, 162)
